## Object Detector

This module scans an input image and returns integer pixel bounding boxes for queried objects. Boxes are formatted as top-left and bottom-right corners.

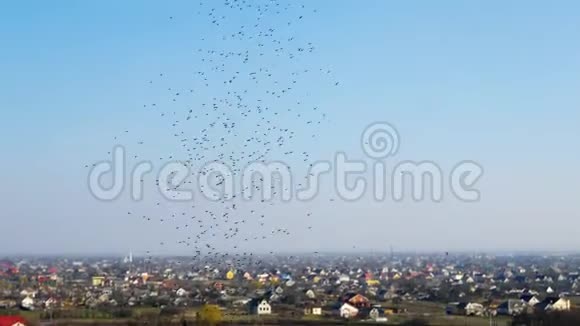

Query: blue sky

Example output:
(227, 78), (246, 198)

(1, 1), (579, 255)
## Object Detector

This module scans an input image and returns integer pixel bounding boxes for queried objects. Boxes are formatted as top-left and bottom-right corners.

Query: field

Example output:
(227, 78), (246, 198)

(2, 303), (514, 326)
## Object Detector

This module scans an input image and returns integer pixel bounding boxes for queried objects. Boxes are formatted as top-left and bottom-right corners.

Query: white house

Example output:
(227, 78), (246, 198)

(21, 297), (34, 311)
(250, 299), (272, 315)
(340, 303), (359, 319)
(536, 297), (571, 312)
(44, 297), (58, 309)
(520, 294), (540, 307)
(305, 289), (316, 300)
(496, 299), (525, 316)
(304, 306), (323, 316)
(369, 308), (388, 322)
(447, 302), (485, 316)
(466, 303), (485, 316)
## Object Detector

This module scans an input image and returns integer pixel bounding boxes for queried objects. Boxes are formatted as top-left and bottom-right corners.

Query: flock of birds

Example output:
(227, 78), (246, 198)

(88, 0), (342, 269)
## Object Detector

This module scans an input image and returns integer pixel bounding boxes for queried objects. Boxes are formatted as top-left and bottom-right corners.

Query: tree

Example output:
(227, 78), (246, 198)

(197, 304), (222, 326)
(282, 293), (298, 305)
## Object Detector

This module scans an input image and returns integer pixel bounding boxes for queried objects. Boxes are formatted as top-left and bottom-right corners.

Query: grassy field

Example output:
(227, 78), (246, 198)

(3, 303), (515, 326)
(384, 301), (512, 326)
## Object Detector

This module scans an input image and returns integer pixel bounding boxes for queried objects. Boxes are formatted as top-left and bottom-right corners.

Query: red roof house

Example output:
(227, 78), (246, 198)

(0, 316), (29, 326)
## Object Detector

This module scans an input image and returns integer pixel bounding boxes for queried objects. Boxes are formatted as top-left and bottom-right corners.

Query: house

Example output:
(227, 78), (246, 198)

(233, 298), (251, 307)
(248, 298), (271, 315)
(274, 286), (284, 295)
(446, 302), (485, 316)
(0, 316), (29, 326)
(520, 294), (540, 306)
(464, 303), (485, 316)
(20, 297), (34, 311)
(304, 306), (323, 316)
(92, 276), (106, 287)
(343, 293), (371, 308)
(339, 303), (359, 319)
(269, 293), (281, 303)
(304, 289), (316, 300)
(446, 302), (461, 315)
(535, 297), (571, 312)
(176, 288), (188, 297)
(368, 307), (388, 322)
(366, 279), (381, 286)
(496, 299), (526, 316)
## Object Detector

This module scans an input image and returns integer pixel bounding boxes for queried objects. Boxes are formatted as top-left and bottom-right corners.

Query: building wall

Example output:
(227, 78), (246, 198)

(257, 302), (271, 315)
(552, 299), (571, 311)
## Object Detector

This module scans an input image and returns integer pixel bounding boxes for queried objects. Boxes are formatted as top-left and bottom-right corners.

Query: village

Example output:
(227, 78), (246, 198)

(0, 253), (579, 325)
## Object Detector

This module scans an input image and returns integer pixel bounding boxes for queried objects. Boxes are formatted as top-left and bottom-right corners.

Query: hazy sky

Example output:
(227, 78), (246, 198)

(1, 1), (579, 255)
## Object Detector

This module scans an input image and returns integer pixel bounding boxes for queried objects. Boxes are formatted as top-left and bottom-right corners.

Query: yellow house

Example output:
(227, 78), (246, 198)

(92, 276), (106, 287)
(366, 279), (380, 286)
(141, 273), (150, 283)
